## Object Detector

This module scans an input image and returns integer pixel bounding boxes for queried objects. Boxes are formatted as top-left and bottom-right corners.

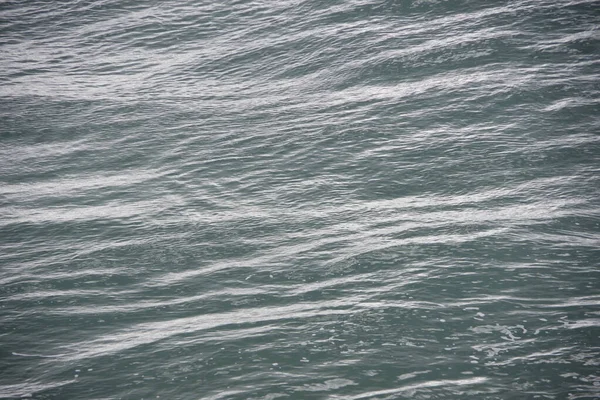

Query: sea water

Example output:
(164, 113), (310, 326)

(1, 0), (599, 399)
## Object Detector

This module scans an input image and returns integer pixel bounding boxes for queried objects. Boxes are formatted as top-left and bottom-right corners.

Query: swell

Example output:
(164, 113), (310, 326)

(1, 0), (599, 399)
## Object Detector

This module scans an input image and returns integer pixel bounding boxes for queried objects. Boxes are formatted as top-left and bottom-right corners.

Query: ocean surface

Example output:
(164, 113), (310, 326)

(1, 0), (599, 399)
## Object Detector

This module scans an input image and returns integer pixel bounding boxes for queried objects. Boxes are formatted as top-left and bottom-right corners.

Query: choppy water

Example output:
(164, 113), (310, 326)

(1, 0), (600, 399)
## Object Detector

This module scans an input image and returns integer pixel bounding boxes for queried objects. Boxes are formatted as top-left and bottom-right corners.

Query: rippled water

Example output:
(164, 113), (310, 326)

(1, 0), (600, 399)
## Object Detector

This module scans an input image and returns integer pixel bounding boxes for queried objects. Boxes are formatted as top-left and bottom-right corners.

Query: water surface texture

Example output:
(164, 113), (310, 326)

(1, 0), (600, 399)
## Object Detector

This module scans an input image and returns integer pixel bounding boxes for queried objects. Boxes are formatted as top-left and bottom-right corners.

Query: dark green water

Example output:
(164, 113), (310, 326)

(1, 0), (599, 399)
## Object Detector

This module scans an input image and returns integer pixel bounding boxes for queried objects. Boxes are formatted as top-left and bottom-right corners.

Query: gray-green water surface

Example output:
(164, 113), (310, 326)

(1, 0), (600, 399)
